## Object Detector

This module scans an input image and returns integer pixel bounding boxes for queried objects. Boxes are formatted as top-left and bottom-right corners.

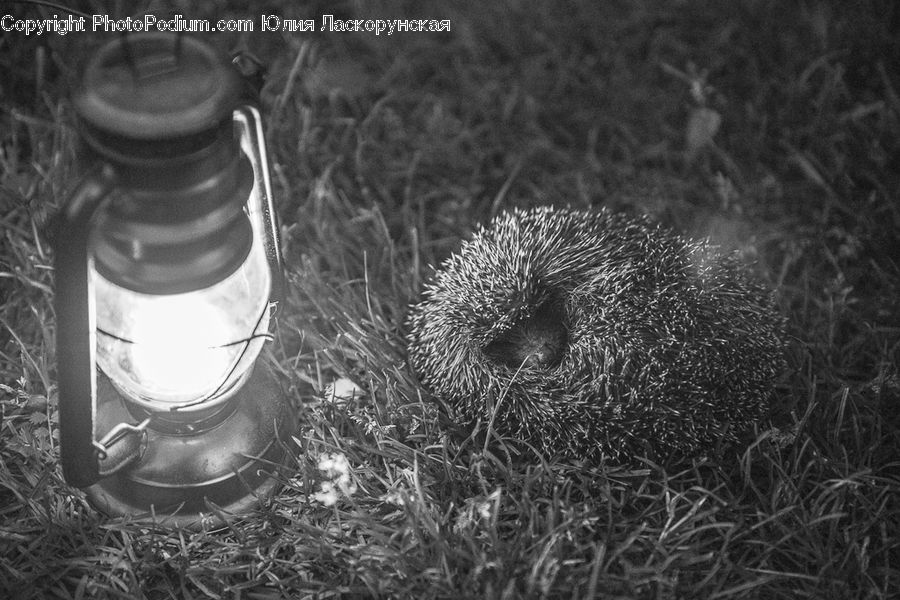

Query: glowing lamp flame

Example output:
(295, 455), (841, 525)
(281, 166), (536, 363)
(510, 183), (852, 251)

(128, 298), (234, 398)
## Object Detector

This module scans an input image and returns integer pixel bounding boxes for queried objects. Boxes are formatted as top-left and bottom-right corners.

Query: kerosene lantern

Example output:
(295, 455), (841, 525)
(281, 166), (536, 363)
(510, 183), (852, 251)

(53, 32), (293, 526)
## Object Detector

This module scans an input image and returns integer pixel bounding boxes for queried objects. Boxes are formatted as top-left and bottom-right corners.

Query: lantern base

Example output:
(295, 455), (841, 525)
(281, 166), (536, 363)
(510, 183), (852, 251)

(84, 362), (295, 529)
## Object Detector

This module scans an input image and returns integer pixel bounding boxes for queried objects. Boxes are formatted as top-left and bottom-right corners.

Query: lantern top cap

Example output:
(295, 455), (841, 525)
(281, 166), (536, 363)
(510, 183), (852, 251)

(74, 33), (241, 140)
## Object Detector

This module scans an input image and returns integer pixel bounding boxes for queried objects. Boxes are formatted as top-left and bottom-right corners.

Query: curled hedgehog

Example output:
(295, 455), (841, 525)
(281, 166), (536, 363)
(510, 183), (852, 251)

(406, 206), (787, 463)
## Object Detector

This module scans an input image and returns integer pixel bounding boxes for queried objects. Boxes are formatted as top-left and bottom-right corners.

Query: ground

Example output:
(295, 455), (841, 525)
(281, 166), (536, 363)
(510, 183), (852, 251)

(1, 1), (898, 598)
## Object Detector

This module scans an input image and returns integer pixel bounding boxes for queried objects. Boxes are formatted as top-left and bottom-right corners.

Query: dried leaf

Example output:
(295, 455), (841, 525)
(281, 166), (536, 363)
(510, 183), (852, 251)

(324, 377), (364, 405)
(685, 107), (722, 161)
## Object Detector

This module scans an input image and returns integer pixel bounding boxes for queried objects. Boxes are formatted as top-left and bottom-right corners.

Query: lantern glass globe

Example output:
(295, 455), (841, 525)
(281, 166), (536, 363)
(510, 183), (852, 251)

(93, 169), (272, 410)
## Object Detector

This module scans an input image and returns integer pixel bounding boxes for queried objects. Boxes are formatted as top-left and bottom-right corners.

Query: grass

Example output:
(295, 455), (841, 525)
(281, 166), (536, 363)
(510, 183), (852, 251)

(2, 0), (899, 597)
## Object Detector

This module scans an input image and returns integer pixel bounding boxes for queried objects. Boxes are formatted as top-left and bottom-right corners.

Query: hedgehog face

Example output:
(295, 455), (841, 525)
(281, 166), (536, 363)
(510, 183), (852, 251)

(484, 300), (568, 370)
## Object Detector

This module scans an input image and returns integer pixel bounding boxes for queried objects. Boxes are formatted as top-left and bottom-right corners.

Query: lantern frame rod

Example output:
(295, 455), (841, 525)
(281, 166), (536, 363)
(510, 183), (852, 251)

(54, 166), (114, 488)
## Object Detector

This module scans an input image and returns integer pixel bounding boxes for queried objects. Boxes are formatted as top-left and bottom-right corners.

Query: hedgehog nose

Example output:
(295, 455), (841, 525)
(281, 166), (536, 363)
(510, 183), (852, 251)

(524, 345), (553, 369)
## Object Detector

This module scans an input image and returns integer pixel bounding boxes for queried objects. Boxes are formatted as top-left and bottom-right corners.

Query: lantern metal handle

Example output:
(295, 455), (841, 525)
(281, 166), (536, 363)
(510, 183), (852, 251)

(54, 166), (115, 488)
(235, 104), (285, 302)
